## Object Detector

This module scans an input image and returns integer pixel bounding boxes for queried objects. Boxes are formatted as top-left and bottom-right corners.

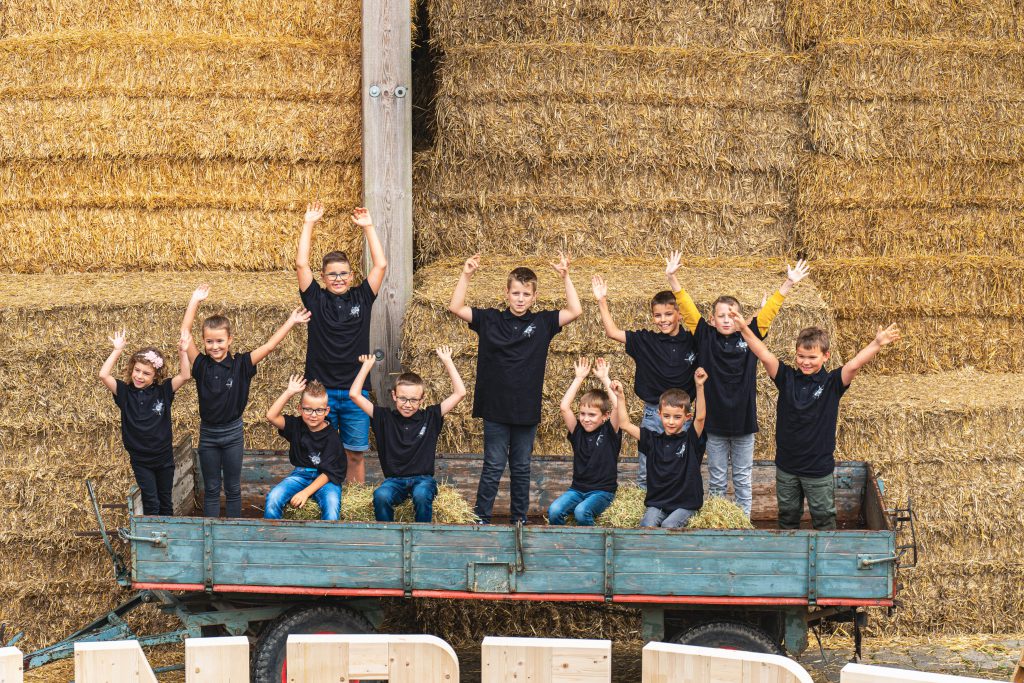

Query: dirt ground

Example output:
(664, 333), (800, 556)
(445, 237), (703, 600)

(23, 633), (1023, 682)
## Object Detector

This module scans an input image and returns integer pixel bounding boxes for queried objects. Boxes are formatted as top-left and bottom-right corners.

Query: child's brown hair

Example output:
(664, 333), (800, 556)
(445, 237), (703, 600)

(302, 379), (328, 400)
(650, 290), (678, 311)
(201, 314), (232, 336)
(125, 347), (168, 384)
(507, 267), (538, 291)
(322, 251), (351, 270)
(659, 388), (691, 413)
(579, 388), (612, 414)
(711, 295), (742, 314)
(394, 372), (425, 392)
(796, 327), (831, 353)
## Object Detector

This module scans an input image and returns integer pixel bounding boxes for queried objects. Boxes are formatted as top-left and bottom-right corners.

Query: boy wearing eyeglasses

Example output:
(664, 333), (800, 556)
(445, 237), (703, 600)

(295, 202), (387, 485)
(263, 375), (347, 520)
(349, 346), (467, 523)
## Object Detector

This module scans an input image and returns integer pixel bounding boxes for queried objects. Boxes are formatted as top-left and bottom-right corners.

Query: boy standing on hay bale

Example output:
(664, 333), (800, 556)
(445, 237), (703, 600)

(264, 375), (347, 520)
(99, 330), (192, 516)
(547, 357), (622, 526)
(616, 369), (709, 528)
(448, 253), (583, 524)
(668, 254), (810, 518)
(180, 284), (312, 518)
(729, 313), (901, 530)
(348, 345), (467, 523)
(295, 202), (387, 485)
(592, 268), (697, 490)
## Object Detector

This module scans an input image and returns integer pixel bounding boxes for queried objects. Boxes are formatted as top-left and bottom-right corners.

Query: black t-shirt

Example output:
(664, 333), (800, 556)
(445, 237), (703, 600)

(469, 307), (562, 425)
(773, 363), (849, 478)
(300, 279), (376, 389)
(193, 352), (257, 426)
(278, 414), (347, 486)
(113, 379), (176, 467)
(695, 317), (766, 436)
(625, 329), (698, 403)
(640, 426), (707, 512)
(567, 421), (621, 493)
(371, 404), (443, 478)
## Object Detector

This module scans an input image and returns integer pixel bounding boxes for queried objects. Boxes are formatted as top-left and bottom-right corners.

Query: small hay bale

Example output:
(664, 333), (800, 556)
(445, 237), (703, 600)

(342, 482), (478, 524)
(685, 496), (754, 530)
(283, 500), (323, 521)
(594, 483), (647, 528)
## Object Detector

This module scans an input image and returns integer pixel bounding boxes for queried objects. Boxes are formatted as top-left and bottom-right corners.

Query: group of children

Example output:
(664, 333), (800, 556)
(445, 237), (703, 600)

(100, 204), (900, 531)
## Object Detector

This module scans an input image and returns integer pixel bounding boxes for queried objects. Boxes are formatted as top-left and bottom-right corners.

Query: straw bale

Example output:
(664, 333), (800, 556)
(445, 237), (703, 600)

(338, 482), (478, 523)
(426, 0), (786, 50)
(0, 32), (359, 101)
(0, 96), (359, 162)
(831, 315), (1024, 374)
(0, 0), (363, 41)
(402, 257), (833, 455)
(810, 257), (1024, 317)
(783, 0), (1020, 49)
(686, 496), (755, 529)
(414, 160), (795, 264)
(806, 99), (1024, 162)
(891, 562), (1024, 634)
(437, 44), (807, 109)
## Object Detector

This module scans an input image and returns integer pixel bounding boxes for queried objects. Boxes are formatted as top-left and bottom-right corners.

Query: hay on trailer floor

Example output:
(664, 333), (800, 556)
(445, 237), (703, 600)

(783, 0), (1019, 49)
(341, 482), (478, 524)
(426, 0), (786, 50)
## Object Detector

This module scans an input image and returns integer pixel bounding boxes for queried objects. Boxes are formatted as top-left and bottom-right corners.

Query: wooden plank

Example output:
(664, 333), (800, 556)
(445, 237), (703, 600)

(185, 636), (248, 683)
(173, 437), (195, 516)
(841, 663), (999, 683)
(1012, 648), (1024, 683)
(362, 0), (413, 405)
(0, 647), (23, 683)
(641, 642), (813, 683)
(286, 634), (458, 682)
(74, 641), (157, 683)
(482, 637), (611, 683)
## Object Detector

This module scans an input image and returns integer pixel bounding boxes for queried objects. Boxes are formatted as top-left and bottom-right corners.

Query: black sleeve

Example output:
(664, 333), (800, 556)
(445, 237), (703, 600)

(689, 427), (708, 459)
(160, 379), (176, 405)
(468, 307), (488, 333)
(371, 405), (388, 441)
(113, 379), (128, 408)
(299, 282), (320, 306)
(750, 317), (767, 341)
(832, 367), (851, 397)
(638, 428), (654, 457)
(772, 361), (792, 391)
(319, 439), (347, 487)
(544, 309), (563, 338)
(357, 278), (378, 303)
(426, 404), (444, 431)
(240, 352), (257, 379)
(278, 414), (298, 442)
(191, 353), (208, 381)
(624, 330), (641, 358)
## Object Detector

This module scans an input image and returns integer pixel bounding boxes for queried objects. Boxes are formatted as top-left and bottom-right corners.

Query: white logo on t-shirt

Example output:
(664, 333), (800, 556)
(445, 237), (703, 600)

(309, 451), (321, 465)
(686, 352), (696, 364)
(417, 425), (426, 439)
(350, 305), (360, 317)
(225, 378), (234, 389)
(594, 434), (604, 447)
(812, 385), (824, 400)
(522, 323), (536, 337)
(737, 339), (748, 350)
(152, 400), (164, 415)
(675, 443), (687, 458)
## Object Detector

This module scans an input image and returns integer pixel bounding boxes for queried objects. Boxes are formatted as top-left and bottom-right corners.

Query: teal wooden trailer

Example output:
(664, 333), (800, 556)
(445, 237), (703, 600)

(20, 439), (916, 682)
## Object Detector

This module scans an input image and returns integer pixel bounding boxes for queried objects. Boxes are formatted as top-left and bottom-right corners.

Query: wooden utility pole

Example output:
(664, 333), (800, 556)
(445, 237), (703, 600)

(363, 0), (413, 405)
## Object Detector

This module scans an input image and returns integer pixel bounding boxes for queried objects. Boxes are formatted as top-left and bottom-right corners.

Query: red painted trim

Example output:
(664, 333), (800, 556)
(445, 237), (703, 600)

(133, 582), (206, 591)
(613, 595), (808, 606)
(132, 582), (405, 597)
(817, 598), (894, 607)
(413, 590), (605, 602)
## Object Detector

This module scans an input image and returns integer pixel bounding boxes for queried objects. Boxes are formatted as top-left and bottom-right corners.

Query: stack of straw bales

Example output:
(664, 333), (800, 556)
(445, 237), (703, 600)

(414, 0), (804, 265)
(0, 0), (366, 648)
(401, 257), (836, 457)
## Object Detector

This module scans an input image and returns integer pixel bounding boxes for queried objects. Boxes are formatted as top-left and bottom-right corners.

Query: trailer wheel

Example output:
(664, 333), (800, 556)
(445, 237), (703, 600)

(674, 621), (784, 656)
(251, 604), (376, 683)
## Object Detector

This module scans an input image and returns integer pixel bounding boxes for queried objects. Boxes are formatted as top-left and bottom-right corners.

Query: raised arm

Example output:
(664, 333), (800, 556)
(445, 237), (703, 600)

(352, 207), (387, 294)
(266, 374), (306, 430)
(592, 357), (620, 430)
(592, 275), (626, 343)
(296, 202), (324, 292)
(610, 381), (639, 440)
(728, 310), (780, 379)
(170, 330), (193, 391)
(692, 368), (707, 437)
(179, 284), (208, 364)
(666, 251), (702, 333)
(559, 357), (591, 432)
(349, 355), (377, 417)
(98, 329), (127, 394)
(251, 306), (311, 365)
(841, 324), (901, 386)
(756, 259), (810, 332)
(436, 345), (467, 416)
(447, 254), (479, 323)
(551, 251), (582, 327)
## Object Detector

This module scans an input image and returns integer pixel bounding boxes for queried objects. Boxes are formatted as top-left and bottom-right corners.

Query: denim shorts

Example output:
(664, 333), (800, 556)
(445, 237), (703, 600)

(325, 388), (370, 452)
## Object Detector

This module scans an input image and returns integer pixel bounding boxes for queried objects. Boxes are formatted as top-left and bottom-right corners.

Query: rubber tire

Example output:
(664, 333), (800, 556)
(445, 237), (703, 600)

(251, 604), (375, 683)
(673, 620), (785, 656)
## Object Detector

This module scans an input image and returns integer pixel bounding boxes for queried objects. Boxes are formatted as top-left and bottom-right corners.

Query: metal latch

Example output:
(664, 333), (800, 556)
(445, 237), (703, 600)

(857, 554), (898, 569)
(118, 529), (167, 547)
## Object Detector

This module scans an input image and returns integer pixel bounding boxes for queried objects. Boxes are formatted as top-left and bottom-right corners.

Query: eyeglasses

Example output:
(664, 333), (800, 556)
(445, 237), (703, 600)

(395, 396), (423, 406)
(301, 407), (328, 416)
(324, 271), (351, 281)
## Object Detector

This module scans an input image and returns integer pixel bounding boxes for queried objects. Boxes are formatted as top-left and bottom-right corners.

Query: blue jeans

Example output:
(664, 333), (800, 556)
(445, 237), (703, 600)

(706, 432), (755, 517)
(547, 488), (615, 526)
(475, 420), (538, 524)
(198, 419), (244, 518)
(264, 467), (342, 520)
(326, 388), (371, 452)
(373, 475), (437, 523)
(641, 506), (696, 529)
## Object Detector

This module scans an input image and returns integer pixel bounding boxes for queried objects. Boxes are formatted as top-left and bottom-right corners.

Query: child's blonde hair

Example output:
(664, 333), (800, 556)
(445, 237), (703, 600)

(126, 347), (167, 384)
(302, 380), (328, 400)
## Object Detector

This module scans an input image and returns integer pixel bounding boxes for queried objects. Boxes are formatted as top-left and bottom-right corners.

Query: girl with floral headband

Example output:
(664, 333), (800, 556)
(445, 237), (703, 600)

(99, 330), (192, 515)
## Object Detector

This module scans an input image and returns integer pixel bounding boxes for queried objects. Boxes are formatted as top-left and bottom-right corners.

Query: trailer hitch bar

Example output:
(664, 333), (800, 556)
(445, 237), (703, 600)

(857, 554), (898, 569)
(118, 528), (168, 547)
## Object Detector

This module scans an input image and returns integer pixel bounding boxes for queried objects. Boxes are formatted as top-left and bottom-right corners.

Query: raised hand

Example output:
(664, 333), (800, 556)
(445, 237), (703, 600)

(436, 345), (454, 363)
(694, 367), (708, 386)
(191, 284), (210, 303)
(609, 380), (625, 397)
(351, 207), (373, 228)
(286, 374), (307, 395)
(463, 253), (481, 277)
(592, 357), (610, 383)
(665, 250), (682, 277)
(875, 323), (901, 347)
(304, 201), (325, 224)
(109, 329), (127, 351)
(573, 356), (591, 379)
(358, 354), (376, 367)
(550, 250), (571, 278)
(727, 309), (750, 331)
(289, 306), (312, 325)
(786, 259), (810, 284)
(591, 274), (608, 300)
